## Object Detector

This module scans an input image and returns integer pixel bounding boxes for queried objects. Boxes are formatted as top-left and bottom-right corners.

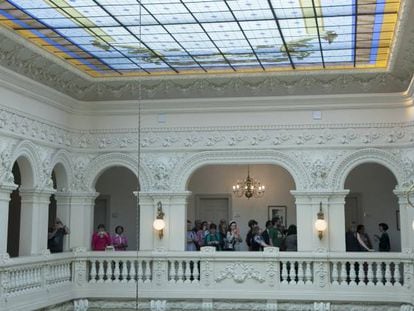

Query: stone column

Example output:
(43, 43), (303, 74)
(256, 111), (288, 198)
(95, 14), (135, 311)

(395, 190), (414, 252)
(327, 191), (349, 252)
(139, 191), (191, 251)
(19, 188), (55, 256)
(68, 192), (98, 250)
(54, 191), (72, 251)
(292, 191), (348, 252)
(0, 183), (17, 255)
(291, 191), (315, 252)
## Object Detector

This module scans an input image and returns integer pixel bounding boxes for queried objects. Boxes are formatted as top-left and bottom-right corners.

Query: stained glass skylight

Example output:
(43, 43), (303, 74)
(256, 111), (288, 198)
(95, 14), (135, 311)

(0, 0), (401, 77)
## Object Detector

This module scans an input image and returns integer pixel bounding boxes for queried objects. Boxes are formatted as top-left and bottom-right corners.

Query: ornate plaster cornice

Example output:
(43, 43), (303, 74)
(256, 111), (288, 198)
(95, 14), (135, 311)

(0, 104), (414, 153)
(0, 0), (412, 102)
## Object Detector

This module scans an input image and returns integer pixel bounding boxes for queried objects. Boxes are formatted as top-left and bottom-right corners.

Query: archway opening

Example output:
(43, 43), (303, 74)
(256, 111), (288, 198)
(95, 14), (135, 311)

(187, 164), (296, 251)
(344, 163), (400, 252)
(94, 166), (139, 250)
(7, 162), (21, 257)
(7, 156), (35, 257)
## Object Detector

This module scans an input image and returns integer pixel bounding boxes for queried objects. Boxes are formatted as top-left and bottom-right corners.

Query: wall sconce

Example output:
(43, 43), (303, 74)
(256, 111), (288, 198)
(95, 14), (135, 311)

(314, 202), (327, 240)
(153, 201), (165, 239)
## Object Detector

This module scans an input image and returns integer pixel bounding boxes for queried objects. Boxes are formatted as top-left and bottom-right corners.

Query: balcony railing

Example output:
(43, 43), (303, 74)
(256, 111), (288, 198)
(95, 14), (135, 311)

(1, 248), (413, 310)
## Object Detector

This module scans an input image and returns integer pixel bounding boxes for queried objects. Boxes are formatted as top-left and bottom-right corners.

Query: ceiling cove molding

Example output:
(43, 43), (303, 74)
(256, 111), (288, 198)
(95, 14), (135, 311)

(0, 63), (412, 116)
(0, 0), (412, 102)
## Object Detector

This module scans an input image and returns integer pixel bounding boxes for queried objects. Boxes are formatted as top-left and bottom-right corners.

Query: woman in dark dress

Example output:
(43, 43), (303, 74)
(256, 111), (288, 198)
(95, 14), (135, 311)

(375, 223), (391, 252)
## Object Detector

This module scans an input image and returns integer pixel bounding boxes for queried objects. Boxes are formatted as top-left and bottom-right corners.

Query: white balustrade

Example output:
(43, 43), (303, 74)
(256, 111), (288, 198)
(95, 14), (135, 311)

(0, 250), (413, 311)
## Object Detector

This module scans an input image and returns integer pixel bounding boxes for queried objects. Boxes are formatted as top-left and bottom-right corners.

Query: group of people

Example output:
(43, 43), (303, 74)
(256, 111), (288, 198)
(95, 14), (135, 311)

(186, 217), (297, 252)
(48, 221), (129, 252)
(346, 223), (391, 252)
(91, 224), (128, 251)
(186, 219), (243, 251)
(245, 218), (297, 251)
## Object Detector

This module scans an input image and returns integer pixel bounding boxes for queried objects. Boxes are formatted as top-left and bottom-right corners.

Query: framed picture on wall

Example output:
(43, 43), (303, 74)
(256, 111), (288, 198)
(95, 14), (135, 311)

(268, 205), (287, 227)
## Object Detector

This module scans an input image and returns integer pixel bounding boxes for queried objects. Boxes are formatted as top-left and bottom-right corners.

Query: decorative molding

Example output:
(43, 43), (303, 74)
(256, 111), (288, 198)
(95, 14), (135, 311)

(150, 300), (167, 311)
(314, 302), (331, 311)
(73, 299), (89, 311)
(215, 262), (265, 283)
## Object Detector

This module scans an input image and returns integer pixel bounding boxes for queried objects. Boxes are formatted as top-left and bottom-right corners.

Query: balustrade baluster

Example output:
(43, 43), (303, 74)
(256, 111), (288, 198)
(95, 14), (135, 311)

(331, 262), (339, 286)
(90, 259), (97, 283)
(169, 260), (176, 283)
(144, 260), (152, 283)
(105, 260), (113, 283)
(176, 260), (184, 283)
(192, 260), (199, 284)
(339, 261), (347, 285)
(349, 261), (357, 286)
(281, 261), (288, 285)
(366, 262), (374, 286)
(394, 262), (402, 287)
(384, 262), (392, 286)
(15, 270), (21, 291)
(296, 261), (304, 285)
(58, 264), (63, 282)
(129, 260), (136, 283)
(97, 260), (104, 283)
(358, 261), (365, 286)
(137, 260), (143, 283)
(184, 260), (192, 284)
(120, 260), (127, 283)
(305, 261), (312, 285)
(113, 259), (120, 283)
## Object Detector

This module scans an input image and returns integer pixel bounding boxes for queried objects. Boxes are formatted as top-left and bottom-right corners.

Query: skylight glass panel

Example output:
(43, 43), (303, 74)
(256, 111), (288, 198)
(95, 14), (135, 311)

(0, 0), (401, 76)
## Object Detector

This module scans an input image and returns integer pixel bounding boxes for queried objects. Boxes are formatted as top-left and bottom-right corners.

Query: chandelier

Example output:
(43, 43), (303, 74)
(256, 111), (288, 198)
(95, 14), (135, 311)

(232, 165), (265, 199)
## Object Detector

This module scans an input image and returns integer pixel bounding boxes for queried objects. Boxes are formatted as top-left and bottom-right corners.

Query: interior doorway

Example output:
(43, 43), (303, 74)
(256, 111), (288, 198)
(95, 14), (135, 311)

(94, 195), (110, 231)
(195, 195), (231, 225)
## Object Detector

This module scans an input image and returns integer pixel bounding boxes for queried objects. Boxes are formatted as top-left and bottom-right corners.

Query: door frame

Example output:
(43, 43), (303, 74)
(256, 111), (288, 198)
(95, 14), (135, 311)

(194, 194), (232, 222)
(345, 192), (363, 228)
(94, 194), (111, 231)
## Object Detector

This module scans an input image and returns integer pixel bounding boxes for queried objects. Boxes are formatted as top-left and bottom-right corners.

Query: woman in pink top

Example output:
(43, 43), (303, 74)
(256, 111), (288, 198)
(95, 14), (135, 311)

(112, 225), (128, 251)
(92, 224), (111, 251)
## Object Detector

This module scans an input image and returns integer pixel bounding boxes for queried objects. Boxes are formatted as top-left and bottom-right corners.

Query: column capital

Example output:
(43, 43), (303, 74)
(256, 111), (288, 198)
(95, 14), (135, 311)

(291, 190), (349, 197)
(0, 182), (17, 201)
(0, 182), (18, 193)
(137, 191), (192, 204)
(19, 187), (56, 197)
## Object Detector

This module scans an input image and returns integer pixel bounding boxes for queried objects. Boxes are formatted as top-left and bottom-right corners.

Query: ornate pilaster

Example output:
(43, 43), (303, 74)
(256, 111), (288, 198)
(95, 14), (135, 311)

(54, 191), (72, 251)
(19, 187), (55, 256)
(0, 182), (17, 255)
(138, 191), (191, 251)
(291, 191), (349, 252)
(68, 192), (99, 250)
(394, 190), (414, 252)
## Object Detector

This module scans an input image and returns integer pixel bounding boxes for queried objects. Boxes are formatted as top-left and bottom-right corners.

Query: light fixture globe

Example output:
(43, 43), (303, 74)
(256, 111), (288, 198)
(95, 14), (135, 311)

(153, 218), (166, 231)
(412, 220), (414, 231)
(315, 219), (327, 232)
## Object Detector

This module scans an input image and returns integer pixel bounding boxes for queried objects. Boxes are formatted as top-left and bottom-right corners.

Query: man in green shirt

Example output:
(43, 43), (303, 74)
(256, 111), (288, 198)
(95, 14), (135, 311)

(269, 216), (284, 248)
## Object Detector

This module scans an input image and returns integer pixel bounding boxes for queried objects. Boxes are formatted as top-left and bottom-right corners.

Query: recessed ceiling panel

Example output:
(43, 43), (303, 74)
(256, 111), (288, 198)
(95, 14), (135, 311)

(0, 0), (401, 77)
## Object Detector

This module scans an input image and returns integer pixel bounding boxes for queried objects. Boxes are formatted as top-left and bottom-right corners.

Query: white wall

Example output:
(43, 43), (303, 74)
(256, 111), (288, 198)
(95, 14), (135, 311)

(345, 163), (400, 251)
(94, 167), (138, 250)
(187, 164), (296, 250)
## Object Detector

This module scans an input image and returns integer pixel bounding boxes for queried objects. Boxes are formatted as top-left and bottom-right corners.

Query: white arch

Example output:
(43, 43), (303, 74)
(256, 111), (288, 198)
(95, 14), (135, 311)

(174, 150), (307, 191)
(11, 140), (41, 188)
(330, 148), (404, 190)
(84, 152), (151, 191)
(50, 149), (73, 191)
